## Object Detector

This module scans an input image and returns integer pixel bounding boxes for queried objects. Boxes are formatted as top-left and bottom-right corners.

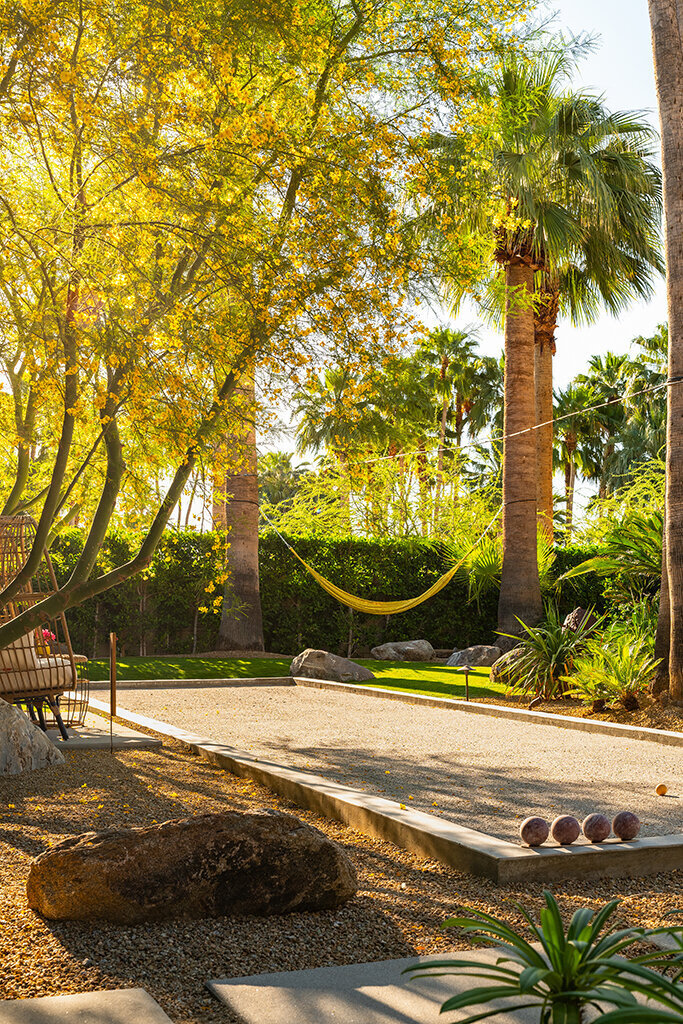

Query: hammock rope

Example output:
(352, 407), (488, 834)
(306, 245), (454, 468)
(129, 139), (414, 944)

(261, 507), (502, 615)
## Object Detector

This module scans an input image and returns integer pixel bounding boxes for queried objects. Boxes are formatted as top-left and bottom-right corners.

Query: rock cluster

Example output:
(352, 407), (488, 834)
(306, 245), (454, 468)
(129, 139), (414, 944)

(27, 810), (358, 923)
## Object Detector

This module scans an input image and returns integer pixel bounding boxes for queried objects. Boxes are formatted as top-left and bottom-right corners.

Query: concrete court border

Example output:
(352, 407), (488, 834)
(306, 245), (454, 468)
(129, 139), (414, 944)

(87, 674), (683, 748)
(86, 696), (683, 885)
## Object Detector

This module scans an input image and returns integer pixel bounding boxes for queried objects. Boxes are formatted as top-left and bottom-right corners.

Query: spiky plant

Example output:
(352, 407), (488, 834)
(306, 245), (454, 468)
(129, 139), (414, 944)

(404, 891), (683, 1023)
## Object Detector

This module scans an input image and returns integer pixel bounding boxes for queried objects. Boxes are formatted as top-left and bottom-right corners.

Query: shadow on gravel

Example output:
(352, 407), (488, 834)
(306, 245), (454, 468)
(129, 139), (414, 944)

(250, 740), (682, 841)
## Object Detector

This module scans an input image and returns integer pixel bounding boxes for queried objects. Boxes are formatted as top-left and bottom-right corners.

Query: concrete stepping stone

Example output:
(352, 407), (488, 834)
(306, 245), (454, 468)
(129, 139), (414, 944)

(46, 712), (161, 750)
(207, 948), (548, 1023)
(0, 987), (173, 1022)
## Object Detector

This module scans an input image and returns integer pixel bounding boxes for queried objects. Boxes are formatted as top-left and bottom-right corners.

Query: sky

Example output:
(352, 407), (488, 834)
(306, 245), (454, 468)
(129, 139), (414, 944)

(458, 0), (667, 388)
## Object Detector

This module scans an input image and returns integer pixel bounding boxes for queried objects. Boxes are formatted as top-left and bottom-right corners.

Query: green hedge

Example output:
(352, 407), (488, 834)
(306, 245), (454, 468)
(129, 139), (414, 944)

(50, 529), (606, 657)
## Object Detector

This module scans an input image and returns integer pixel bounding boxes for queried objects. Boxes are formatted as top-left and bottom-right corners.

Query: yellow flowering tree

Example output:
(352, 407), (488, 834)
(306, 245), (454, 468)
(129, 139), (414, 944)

(0, 0), (529, 649)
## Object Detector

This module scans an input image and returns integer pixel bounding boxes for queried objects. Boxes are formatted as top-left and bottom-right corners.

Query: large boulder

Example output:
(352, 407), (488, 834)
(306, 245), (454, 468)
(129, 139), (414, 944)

(0, 698), (65, 776)
(490, 647), (526, 686)
(562, 607), (599, 634)
(370, 640), (434, 662)
(289, 649), (374, 682)
(447, 645), (502, 668)
(27, 810), (358, 924)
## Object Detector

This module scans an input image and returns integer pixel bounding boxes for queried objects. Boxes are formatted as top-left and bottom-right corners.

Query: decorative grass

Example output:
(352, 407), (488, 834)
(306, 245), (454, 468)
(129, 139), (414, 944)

(88, 654), (503, 701)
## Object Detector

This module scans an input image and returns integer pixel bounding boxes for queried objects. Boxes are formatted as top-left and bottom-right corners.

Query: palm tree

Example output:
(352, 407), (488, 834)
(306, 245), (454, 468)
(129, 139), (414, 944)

(553, 381), (599, 538)
(258, 452), (308, 511)
(575, 353), (631, 498)
(431, 48), (662, 632)
(533, 115), (662, 535)
(431, 50), (583, 631)
(619, 2), (681, 699)
(415, 327), (479, 521)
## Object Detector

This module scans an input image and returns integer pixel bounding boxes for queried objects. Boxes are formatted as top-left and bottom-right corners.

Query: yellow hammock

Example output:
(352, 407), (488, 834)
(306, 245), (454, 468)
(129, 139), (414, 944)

(272, 507), (502, 616)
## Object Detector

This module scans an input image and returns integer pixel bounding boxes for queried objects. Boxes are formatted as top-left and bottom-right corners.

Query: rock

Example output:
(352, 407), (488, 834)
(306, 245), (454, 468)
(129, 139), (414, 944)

(562, 607), (599, 634)
(519, 816), (549, 847)
(289, 649), (374, 682)
(370, 640), (434, 662)
(27, 809), (358, 923)
(612, 811), (641, 841)
(550, 814), (581, 845)
(447, 645), (502, 668)
(490, 647), (525, 685)
(0, 698), (65, 776)
(582, 813), (611, 843)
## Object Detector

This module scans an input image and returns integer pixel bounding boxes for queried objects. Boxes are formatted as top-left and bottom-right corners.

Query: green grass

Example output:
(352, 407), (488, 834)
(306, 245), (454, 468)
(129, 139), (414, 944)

(356, 661), (504, 701)
(89, 656), (292, 680)
(89, 654), (505, 701)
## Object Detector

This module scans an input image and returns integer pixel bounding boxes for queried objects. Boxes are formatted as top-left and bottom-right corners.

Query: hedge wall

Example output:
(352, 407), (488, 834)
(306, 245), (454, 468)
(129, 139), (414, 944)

(50, 529), (605, 657)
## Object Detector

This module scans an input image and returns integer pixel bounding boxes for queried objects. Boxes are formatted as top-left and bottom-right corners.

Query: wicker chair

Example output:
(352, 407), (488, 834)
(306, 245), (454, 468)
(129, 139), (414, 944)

(0, 515), (89, 739)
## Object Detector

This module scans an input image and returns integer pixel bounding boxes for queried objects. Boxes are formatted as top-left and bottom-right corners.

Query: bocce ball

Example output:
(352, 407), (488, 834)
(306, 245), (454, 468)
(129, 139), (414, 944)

(581, 813), (611, 843)
(520, 816), (550, 847)
(612, 811), (641, 841)
(656, 783), (668, 796)
(551, 814), (581, 845)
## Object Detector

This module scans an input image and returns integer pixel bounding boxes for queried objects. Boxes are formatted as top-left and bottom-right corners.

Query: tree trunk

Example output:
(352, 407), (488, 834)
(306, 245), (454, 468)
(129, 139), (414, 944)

(653, 507), (670, 693)
(565, 460), (575, 539)
(649, 0), (683, 702)
(534, 337), (554, 543)
(434, 397), (449, 528)
(416, 444), (430, 537)
(214, 378), (264, 653)
(498, 261), (543, 634)
(599, 439), (614, 500)
(534, 287), (557, 544)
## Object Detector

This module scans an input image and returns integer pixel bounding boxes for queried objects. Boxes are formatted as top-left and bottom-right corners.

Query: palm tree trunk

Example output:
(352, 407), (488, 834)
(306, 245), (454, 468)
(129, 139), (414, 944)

(566, 461), (575, 538)
(498, 261), (543, 634)
(653, 507), (670, 694)
(599, 440), (614, 500)
(416, 444), (430, 537)
(434, 398), (449, 528)
(214, 377), (264, 653)
(534, 288), (557, 543)
(649, 0), (683, 701)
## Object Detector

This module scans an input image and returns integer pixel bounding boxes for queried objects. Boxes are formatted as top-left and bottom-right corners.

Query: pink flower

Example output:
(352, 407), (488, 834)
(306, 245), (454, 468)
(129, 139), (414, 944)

(42, 628), (57, 641)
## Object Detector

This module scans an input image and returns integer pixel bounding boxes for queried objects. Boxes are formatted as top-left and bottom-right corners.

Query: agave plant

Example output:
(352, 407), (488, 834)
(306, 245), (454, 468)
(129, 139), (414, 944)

(499, 605), (602, 700)
(565, 636), (661, 711)
(404, 891), (683, 1023)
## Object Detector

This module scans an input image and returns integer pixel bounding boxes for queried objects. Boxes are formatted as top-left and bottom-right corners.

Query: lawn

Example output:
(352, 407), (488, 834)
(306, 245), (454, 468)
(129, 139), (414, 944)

(89, 654), (504, 701)
(89, 655), (292, 680)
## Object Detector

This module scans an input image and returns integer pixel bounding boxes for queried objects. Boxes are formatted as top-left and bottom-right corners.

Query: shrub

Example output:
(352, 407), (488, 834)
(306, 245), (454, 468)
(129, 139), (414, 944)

(404, 891), (683, 1024)
(565, 636), (661, 712)
(49, 528), (609, 656)
(501, 605), (602, 700)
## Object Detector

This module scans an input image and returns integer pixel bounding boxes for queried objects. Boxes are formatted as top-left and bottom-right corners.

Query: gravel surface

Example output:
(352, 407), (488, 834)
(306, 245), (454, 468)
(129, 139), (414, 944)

(1, 741), (682, 1024)
(106, 685), (683, 842)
